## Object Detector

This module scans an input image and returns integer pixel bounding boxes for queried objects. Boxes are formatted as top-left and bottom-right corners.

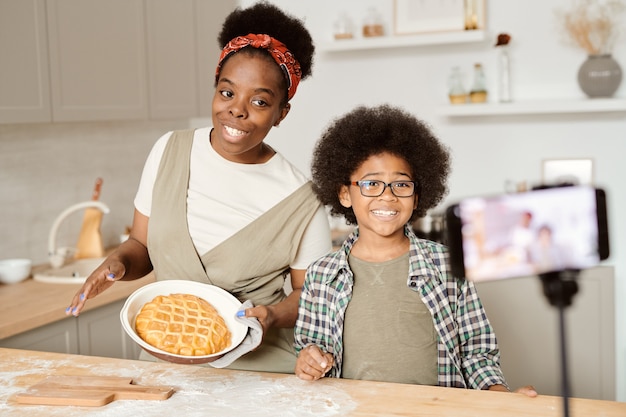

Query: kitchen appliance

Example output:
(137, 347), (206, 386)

(413, 211), (447, 245)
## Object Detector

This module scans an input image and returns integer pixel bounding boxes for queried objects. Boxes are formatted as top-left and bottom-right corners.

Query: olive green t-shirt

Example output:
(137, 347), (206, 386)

(342, 252), (438, 385)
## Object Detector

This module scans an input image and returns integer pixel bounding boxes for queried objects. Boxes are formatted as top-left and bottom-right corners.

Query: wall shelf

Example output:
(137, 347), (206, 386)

(318, 30), (488, 52)
(437, 98), (626, 117)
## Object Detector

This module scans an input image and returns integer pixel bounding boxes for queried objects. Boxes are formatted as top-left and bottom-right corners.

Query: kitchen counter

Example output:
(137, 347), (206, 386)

(0, 270), (155, 339)
(1, 348), (625, 416)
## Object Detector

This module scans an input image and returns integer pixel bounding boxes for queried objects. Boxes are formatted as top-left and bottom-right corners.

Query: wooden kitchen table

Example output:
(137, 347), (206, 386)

(1, 348), (625, 417)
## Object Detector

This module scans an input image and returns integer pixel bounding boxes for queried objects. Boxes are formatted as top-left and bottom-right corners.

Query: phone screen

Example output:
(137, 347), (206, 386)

(446, 186), (609, 281)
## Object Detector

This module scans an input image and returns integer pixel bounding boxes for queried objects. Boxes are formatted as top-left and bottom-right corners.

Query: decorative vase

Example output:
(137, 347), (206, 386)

(577, 54), (623, 98)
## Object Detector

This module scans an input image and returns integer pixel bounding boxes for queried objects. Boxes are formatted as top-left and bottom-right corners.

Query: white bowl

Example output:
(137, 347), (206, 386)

(0, 258), (32, 284)
(120, 280), (248, 364)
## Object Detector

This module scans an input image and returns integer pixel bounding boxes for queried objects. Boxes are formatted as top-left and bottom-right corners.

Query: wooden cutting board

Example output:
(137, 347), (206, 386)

(15, 375), (174, 407)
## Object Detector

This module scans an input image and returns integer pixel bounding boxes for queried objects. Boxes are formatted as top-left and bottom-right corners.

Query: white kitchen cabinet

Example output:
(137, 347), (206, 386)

(77, 300), (141, 360)
(45, 0), (230, 122)
(145, 0), (198, 120)
(1, 0), (229, 124)
(0, 0), (52, 123)
(0, 299), (140, 360)
(195, 0), (236, 116)
(46, 0), (149, 121)
(145, 0), (233, 119)
(0, 316), (79, 354)
(476, 266), (615, 400)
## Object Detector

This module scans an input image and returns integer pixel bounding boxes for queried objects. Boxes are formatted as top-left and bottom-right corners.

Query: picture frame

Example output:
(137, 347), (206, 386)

(542, 158), (594, 186)
(394, 0), (486, 35)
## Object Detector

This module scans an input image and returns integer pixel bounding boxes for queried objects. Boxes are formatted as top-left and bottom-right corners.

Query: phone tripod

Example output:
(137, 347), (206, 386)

(539, 269), (580, 417)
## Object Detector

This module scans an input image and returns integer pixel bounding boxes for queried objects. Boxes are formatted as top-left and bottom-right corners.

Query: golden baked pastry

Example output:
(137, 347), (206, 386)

(135, 293), (232, 356)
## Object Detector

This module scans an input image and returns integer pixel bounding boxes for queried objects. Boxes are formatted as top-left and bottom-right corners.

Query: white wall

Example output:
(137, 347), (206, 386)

(243, 0), (626, 401)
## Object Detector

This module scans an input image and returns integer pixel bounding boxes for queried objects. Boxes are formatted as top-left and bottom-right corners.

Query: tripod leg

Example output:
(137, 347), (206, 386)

(558, 302), (570, 417)
(540, 271), (579, 417)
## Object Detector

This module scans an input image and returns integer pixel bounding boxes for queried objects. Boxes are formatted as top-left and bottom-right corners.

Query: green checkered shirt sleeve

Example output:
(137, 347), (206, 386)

(294, 251), (351, 377)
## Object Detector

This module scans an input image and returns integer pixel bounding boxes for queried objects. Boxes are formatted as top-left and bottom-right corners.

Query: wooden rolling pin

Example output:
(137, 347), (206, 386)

(74, 177), (105, 259)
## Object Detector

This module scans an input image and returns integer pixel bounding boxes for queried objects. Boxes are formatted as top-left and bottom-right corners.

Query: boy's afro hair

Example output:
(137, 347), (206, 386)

(218, 1), (314, 79)
(311, 104), (451, 224)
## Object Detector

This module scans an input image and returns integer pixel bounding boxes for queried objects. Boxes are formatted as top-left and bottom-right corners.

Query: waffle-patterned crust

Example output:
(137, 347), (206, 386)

(135, 293), (232, 356)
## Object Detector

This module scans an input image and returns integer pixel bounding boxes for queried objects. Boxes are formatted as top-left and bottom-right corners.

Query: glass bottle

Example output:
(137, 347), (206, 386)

(469, 63), (487, 103)
(498, 45), (512, 102)
(448, 66), (467, 104)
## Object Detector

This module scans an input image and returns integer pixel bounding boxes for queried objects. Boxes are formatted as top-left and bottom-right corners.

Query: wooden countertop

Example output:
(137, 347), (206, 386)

(1, 347), (625, 417)
(0, 270), (155, 339)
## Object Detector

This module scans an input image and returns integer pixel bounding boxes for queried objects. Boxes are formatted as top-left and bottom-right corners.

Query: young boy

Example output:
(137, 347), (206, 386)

(294, 105), (536, 395)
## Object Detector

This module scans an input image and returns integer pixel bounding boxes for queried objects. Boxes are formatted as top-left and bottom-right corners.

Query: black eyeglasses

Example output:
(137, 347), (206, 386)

(350, 180), (417, 198)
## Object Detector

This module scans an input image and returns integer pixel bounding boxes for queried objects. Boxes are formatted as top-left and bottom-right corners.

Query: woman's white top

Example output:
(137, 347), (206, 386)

(134, 127), (330, 270)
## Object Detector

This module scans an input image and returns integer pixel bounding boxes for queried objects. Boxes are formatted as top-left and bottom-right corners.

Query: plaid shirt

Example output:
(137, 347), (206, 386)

(294, 225), (508, 389)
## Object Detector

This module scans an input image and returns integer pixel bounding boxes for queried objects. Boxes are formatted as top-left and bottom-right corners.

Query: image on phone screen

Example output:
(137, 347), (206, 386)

(446, 186), (608, 281)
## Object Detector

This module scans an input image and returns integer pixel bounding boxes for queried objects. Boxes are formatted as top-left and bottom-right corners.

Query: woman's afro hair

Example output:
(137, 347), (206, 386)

(311, 104), (451, 224)
(218, 1), (314, 79)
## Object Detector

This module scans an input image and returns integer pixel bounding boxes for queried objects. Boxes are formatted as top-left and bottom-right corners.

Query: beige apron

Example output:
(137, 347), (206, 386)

(145, 129), (322, 372)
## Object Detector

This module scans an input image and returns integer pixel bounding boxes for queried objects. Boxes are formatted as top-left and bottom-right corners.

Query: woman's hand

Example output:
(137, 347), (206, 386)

(65, 258), (126, 316)
(295, 344), (334, 381)
(240, 304), (274, 336)
(238, 267), (307, 333)
(65, 209), (152, 316)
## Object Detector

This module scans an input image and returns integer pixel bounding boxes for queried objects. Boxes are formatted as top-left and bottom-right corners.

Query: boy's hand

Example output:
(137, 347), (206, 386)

(514, 385), (538, 397)
(489, 384), (538, 397)
(295, 345), (334, 381)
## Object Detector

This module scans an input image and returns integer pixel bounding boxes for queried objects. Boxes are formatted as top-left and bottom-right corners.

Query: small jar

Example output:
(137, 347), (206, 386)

(469, 63), (488, 103)
(334, 12), (354, 40)
(448, 66), (467, 104)
(363, 8), (384, 37)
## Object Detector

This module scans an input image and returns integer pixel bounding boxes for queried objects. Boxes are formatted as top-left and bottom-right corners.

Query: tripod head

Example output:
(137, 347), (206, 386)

(539, 269), (580, 308)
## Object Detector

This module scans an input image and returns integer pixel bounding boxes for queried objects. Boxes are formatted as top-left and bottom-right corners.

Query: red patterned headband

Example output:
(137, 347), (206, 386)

(215, 33), (302, 101)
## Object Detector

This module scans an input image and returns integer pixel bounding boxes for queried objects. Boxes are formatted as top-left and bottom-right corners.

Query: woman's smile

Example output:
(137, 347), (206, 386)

(223, 125), (247, 138)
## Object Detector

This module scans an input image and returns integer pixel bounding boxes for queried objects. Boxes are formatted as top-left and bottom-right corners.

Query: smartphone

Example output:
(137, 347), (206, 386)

(445, 185), (609, 281)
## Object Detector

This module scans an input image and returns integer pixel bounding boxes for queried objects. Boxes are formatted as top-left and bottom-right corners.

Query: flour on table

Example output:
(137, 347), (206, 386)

(1, 357), (356, 417)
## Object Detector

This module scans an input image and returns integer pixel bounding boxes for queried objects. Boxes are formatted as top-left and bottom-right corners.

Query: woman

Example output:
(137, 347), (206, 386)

(66, 1), (331, 373)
